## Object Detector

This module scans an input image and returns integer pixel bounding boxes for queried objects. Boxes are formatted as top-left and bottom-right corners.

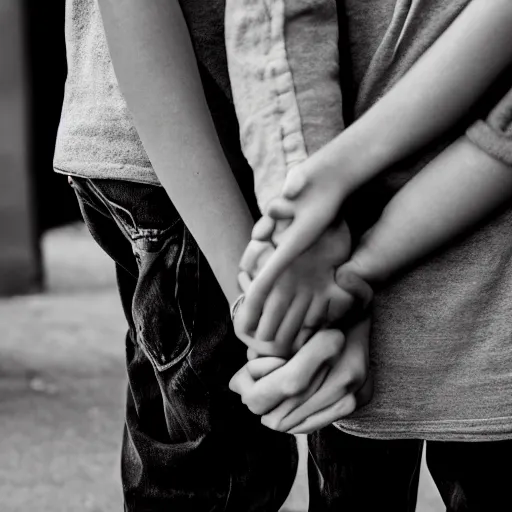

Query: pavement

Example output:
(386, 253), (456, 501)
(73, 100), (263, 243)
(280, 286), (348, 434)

(0, 223), (445, 511)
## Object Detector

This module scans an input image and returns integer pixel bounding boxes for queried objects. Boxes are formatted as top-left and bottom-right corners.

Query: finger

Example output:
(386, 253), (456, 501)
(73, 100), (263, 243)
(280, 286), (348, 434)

(242, 330), (345, 414)
(239, 240), (273, 276)
(279, 319), (371, 430)
(347, 315), (372, 362)
(288, 372), (373, 435)
(252, 216), (276, 241)
(233, 296), (260, 336)
(335, 265), (374, 311)
(291, 327), (315, 354)
(247, 348), (259, 361)
(274, 293), (313, 348)
(271, 218), (293, 246)
(248, 210), (334, 310)
(287, 393), (358, 434)
(229, 365), (255, 395)
(266, 197), (296, 220)
(246, 357), (287, 380)
(237, 268), (281, 335)
(260, 365), (329, 431)
(236, 328), (290, 358)
(238, 271), (252, 294)
(355, 374), (374, 410)
(255, 287), (294, 342)
(303, 295), (329, 329)
(326, 290), (354, 324)
(273, 366), (350, 432)
(282, 165), (307, 199)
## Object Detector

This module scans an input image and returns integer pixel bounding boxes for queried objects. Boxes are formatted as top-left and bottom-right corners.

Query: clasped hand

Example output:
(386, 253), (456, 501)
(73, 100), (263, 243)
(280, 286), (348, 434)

(230, 158), (374, 433)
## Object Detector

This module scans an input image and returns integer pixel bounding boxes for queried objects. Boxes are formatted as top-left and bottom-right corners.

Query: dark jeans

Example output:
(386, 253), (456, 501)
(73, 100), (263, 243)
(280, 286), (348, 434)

(69, 177), (298, 511)
(309, 426), (512, 511)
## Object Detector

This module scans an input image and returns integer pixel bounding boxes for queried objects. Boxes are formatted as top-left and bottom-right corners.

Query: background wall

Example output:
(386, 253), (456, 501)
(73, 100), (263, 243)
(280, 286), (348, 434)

(0, 0), (79, 296)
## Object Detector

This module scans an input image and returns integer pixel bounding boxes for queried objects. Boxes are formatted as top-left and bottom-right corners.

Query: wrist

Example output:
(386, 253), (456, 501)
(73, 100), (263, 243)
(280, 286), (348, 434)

(345, 231), (390, 286)
(329, 118), (400, 195)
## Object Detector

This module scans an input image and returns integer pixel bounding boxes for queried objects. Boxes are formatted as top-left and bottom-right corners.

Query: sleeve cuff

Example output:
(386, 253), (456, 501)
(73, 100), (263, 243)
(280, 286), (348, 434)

(466, 87), (512, 167)
(467, 120), (512, 167)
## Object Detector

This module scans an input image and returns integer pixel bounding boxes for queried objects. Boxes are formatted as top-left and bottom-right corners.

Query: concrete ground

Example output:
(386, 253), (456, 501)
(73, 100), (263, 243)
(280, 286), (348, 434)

(0, 223), (445, 511)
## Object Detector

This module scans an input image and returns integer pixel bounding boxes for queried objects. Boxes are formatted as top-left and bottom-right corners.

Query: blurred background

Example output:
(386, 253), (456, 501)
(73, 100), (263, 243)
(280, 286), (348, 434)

(0, 1), (443, 510)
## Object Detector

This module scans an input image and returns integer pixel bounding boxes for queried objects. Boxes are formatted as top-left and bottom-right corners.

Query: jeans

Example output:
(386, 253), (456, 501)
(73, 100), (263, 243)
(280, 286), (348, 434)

(309, 426), (512, 511)
(69, 177), (298, 511)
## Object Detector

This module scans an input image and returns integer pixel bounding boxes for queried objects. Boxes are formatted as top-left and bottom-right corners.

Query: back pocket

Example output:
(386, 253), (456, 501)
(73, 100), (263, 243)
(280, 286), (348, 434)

(131, 223), (200, 372)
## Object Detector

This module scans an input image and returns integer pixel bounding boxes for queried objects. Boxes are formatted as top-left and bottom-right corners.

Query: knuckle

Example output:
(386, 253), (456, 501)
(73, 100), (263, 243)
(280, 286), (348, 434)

(352, 366), (368, 385)
(234, 322), (249, 342)
(228, 376), (239, 393)
(337, 394), (357, 417)
(233, 321), (243, 337)
(342, 368), (367, 391)
(245, 397), (265, 415)
(325, 331), (345, 357)
(248, 404), (264, 415)
(345, 394), (357, 414)
(261, 415), (283, 431)
(281, 372), (306, 397)
(327, 293), (353, 322)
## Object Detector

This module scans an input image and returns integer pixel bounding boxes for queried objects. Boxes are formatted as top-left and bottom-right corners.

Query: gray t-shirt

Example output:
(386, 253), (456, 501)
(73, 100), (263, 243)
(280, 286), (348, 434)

(53, 0), (155, 184)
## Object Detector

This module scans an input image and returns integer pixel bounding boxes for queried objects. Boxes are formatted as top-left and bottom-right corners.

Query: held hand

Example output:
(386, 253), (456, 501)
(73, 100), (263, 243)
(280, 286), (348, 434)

(234, 220), (358, 357)
(235, 226), (372, 358)
(229, 318), (373, 433)
(243, 150), (351, 316)
(262, 317), (372, 434)
(229, 329), (346, 414)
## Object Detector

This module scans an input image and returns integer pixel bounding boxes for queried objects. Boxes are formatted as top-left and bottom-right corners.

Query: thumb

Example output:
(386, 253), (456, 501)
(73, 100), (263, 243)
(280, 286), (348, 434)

(282, 165), (308, 199)
(335, 264), (374, 312)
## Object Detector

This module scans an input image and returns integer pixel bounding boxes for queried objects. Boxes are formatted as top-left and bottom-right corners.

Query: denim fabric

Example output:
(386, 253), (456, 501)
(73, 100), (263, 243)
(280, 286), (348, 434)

(308, 426), (512, 512)
(69, 177), (298, 511)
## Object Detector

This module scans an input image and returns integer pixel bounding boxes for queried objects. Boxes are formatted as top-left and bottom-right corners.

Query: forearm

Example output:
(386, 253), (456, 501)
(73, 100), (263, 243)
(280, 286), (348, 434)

(348, 137), (512, 284)
(97, 0), (252, 304)
(329, 0), (512, 195)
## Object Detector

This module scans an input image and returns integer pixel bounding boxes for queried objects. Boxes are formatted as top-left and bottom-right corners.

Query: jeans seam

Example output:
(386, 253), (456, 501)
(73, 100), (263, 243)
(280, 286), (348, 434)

(84, 179), (140, 242)
(175, 226), (194, 350)
(141, 227), (196, 373)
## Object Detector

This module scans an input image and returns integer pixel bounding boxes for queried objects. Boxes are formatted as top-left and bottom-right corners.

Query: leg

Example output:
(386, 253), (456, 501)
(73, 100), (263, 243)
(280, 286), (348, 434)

(426, 440), (512, 512)
(69, 177), (298, 511)
(308, 426), (423, 512)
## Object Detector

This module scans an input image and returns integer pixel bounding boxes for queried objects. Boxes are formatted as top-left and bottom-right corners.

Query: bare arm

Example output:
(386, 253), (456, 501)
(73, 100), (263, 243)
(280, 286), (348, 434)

(344, 137), (512, 284)
(322, 0), (512, 195)
(97, 0), (252, 304)
(250, 0), (512, 304)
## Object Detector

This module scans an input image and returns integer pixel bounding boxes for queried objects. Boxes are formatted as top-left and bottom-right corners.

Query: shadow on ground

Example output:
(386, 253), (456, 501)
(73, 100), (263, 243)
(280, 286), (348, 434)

(0, 223), (444, 511)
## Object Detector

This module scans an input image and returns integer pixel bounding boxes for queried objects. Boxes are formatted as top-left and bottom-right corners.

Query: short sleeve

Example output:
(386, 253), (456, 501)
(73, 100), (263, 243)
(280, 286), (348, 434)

(466, 85), (512, 166)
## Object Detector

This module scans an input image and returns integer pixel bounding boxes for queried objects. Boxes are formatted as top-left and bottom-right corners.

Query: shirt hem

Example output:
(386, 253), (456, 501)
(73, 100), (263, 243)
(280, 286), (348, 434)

(334, 416), (512, 442)
(466, 121), (512, 167)
(53, 162), (162, 187)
